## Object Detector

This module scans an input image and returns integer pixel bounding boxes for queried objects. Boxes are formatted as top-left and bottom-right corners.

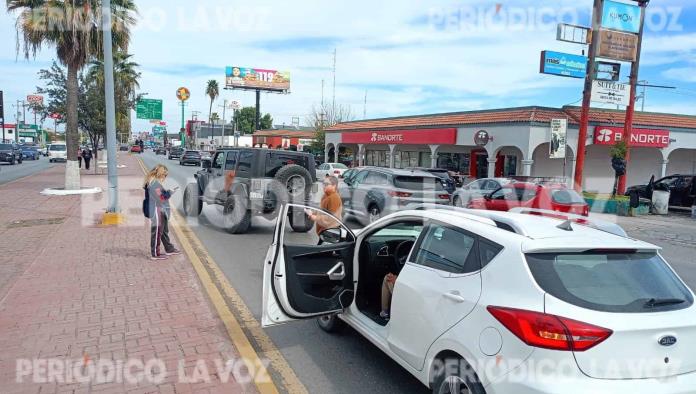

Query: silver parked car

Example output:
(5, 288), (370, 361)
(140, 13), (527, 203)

(451, 177), (513, 207)
(339, 167), (451, 224)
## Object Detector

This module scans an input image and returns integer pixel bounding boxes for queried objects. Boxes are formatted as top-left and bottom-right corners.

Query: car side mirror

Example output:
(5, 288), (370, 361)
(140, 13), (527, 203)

(319, 227), (344, 244)
(202, 159), (212, 169)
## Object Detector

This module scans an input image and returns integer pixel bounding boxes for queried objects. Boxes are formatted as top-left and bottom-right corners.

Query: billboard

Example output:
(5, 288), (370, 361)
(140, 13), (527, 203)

(225, 67), (290, 92)
(540, 51), (587, 79)
(597, 30), (638, 62)
(602, 0), (641, 34)
(549, 119), (567, 159)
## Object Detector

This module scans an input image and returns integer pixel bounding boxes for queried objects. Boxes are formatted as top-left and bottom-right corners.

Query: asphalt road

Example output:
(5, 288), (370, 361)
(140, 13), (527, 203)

(141, 151), (696, 394)
(0, 156), (55, 186)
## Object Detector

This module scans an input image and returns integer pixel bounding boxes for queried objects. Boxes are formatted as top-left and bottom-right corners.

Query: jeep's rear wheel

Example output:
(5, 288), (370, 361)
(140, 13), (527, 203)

(183, 183), (202, 217)
(222, 192), (251, 234)
(274, 164), (313, 203)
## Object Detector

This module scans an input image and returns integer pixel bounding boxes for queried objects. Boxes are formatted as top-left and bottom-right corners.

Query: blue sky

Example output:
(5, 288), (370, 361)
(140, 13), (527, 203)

(1, 0), (695, 134)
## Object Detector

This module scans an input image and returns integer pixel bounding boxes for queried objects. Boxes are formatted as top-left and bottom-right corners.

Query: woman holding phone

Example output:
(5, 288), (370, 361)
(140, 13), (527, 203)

(144, 164), (181, 260)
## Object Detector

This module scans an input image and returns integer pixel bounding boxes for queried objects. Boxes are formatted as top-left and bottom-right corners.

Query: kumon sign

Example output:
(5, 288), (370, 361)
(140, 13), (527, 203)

(593, 126), (670, 148)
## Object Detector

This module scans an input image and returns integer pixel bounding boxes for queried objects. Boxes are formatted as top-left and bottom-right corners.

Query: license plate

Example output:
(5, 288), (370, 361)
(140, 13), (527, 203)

(250, 191), (264, 199)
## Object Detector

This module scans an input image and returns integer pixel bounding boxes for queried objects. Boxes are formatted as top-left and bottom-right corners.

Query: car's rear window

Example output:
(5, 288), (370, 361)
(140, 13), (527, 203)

(551, 189), (586, 204)
(333, 163), (348, 169)
(265, 153), (309, 177)
(50, 145), (66, 151)
(526, 252), (694, 313)
(185, 150), (200, 155)
(394, 176), (444, 191)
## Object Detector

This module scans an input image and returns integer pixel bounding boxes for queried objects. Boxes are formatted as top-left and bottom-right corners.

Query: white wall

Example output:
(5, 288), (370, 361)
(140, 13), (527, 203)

(667, 149), (696, 175)
(583, 145), (663, 193)
(531, 143), (574, 179)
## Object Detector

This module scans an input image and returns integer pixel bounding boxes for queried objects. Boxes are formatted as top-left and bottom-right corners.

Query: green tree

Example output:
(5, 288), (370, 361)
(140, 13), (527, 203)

(205, 80), (219, 125)
(8, 0), (137, 189)
(234, 107), (273, 134)
(86, 51), (141, 143)
(306, 103), (353, 155)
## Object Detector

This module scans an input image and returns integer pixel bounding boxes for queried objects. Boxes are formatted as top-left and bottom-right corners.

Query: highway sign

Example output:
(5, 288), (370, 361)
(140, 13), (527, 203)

(136, 99), (163, 120)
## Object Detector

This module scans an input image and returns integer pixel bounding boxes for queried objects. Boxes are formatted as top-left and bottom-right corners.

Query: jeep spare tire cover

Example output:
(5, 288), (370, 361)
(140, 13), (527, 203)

(274, 164), (313, 201)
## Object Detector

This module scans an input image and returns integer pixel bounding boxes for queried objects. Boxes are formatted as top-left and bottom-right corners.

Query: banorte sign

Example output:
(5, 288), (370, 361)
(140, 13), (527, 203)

(593, 126), (670, 148)
(341, 128), (456, 145)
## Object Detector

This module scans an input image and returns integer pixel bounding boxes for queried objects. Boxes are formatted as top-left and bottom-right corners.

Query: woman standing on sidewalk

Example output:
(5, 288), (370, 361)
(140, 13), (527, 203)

(144, 164), (181, 260)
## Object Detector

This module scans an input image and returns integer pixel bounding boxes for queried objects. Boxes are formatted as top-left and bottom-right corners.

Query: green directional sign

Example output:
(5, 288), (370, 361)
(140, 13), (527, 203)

(136, 99), (163, 120)
(152, 125), (166, 136)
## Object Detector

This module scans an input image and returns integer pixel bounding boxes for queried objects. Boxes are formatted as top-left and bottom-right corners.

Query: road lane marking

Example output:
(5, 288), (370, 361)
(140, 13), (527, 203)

(137, 157), (307, 394)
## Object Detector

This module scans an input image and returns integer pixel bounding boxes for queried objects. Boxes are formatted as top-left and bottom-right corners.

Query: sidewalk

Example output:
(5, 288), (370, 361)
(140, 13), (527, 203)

(0, 154), (257, 393)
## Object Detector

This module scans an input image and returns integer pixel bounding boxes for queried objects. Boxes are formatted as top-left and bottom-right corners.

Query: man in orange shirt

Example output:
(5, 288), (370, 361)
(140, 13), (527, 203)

(307, 176), (343, 235)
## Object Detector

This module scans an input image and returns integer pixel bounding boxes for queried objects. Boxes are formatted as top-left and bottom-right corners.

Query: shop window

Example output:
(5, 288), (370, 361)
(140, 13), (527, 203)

(504, 155), (518, 176)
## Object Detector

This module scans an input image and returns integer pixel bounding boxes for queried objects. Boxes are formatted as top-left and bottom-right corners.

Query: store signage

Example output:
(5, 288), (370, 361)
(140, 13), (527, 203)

(602, 0), (641, 34)
(474, 130), (490, 147)
(176, 87), (190, 101)
(597, 29), (638, 62)
(556, 23), (590, 44)
(591, 81), (631, 106)
(549, 119), (567, 159)
(341, 128), (456, 145)
(594, 126), (670, 148)
(27, 94), (44, 104)
(595, 61), (621, 81)
(540, 51), (587, 79)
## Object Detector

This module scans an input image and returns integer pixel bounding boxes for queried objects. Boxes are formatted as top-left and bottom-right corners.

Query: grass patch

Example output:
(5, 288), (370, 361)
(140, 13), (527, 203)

(583, 192), (629, 202)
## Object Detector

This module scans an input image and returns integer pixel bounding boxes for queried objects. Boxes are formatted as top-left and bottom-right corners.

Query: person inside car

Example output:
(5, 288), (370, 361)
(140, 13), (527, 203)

(380, 273), (397, 321)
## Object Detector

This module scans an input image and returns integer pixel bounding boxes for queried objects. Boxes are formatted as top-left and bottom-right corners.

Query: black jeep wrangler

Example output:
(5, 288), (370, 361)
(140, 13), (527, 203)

(183, 148), (318, 234)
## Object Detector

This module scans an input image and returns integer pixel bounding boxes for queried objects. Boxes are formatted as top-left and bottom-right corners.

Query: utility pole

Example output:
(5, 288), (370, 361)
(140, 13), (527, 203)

(219, 100), (228, 147)
(617, 0), (649, 195)
(573, 0), (602, 192)
(102, 0), (120, 214)
(332, 48), (337, 113)
(255, 89), (261, 132)
(321, 79), (325, 108)
(190, 110), (200, 148)
(363, 90), (367, 119)
(0, 90), (5, 142)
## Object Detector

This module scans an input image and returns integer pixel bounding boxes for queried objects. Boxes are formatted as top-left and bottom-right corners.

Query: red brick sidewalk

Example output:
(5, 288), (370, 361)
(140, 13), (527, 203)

(0, 154), (256, 394)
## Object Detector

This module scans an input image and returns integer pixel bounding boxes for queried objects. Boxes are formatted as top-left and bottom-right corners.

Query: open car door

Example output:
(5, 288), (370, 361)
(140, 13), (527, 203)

(262, 203), (356, 327)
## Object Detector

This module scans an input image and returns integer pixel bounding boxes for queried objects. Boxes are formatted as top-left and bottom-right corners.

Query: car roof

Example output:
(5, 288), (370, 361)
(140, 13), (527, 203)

(369, 167), (438, 177)
(392, 208), (657, 253)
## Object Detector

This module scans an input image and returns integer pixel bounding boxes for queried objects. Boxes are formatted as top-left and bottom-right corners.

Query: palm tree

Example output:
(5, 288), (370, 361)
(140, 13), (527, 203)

(7, 0), (137, 190)
(86, 51), (140, 145)
(205, 80), (219, 124)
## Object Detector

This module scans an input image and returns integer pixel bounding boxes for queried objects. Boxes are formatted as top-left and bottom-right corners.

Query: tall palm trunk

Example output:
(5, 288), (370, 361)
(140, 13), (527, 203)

(65, 63), (81, 190)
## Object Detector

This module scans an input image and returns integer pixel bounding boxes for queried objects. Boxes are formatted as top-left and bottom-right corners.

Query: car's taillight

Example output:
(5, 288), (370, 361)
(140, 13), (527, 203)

(438, 194), (450, 200)
(334, 170), (341, 175)
(582, 205), (589, 217)
(487, 306), (612, 352)
(388, 191), (412, 198)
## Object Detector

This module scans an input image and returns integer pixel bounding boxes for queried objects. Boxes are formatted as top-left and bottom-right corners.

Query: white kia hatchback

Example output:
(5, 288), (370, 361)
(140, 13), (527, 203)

(262, 204), (696, 394)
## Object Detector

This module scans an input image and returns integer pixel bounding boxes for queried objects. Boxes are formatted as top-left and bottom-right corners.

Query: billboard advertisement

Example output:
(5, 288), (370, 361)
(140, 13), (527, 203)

(540, 51), (587, 79)
(225, 67), (290, 92)
(549, 119), (567, 159)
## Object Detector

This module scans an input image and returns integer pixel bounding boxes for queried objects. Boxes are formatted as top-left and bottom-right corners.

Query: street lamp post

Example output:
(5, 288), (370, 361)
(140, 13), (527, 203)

(102, 0), (119, 214)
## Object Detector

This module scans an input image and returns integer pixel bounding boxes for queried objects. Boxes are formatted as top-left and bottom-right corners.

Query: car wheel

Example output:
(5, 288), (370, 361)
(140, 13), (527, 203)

(368, 205), (381, 224)
(274, 164), (313, 203)
(10, 158), (15, 165)
(222, 192), (252, 234)
(183, 183), (203, 217)
(431, 356), (486, 394)
(288, 206), (315, 233)
(316, 314), (344, 333)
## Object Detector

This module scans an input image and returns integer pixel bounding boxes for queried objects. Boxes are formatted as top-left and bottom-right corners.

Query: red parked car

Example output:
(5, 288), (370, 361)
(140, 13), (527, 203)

(130, 145), (142, 153)
(468, 182), (589, 216)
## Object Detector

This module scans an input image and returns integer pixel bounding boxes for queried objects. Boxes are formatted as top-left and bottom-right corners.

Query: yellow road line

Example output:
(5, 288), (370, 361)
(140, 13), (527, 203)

(137, 158), (306, 394)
